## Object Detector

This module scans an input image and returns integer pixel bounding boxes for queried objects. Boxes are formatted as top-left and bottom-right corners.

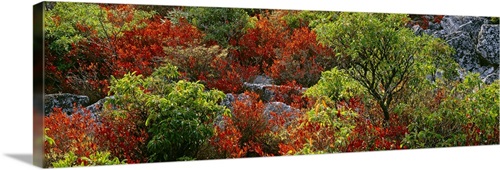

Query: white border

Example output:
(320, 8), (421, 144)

(0, 0), (498, 170)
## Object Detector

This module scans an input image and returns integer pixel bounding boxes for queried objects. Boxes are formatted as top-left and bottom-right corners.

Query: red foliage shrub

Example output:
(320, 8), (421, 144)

(408, 15), (445, 30)
(203, 60), (259, 94)
(44, 107), (101, 166)
(44, 105), (149, 165)
(165, 45), (259, 94)
(269, 80), (311, 109)
(236, 13), (334, 87)
(211, 91), (291, 158)
(236, 14), (287, 71)
(433, 15), (444, 23)
(95, 109), (149, 163)
(345, 98), (409, 151)
(267, 27), (334, 87)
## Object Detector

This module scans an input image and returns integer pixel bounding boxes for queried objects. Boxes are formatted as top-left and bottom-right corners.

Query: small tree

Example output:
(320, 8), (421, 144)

(314, 13), (455, 122)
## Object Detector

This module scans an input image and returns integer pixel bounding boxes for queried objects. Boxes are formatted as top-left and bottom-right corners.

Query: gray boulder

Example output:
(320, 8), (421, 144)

(264, 102), (300, 121)
(219, 93), (252, 111)
(476, 24), (499, 65)
(418, 15), (499, 84)
(84, 96), (115, 115)
(252, 75), (274, 85)
(44, 93), (89, 115)
(264, 102), (301, 131)
(412, 25), (424, 36)
(444, 31), (481, 73)
(220, 93), (236, 109)
(242, 82), (275, 102)
(440, 16), (488, 39)
(242, 81), (308, 103)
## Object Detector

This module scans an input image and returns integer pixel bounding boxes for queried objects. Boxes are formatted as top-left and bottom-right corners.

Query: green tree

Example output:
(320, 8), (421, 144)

(314, 13), (455, 122)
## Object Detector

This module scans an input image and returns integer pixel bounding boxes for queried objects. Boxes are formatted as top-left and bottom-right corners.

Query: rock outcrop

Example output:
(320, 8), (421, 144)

(44, 93), (89, 115)
(84, 96), (114, 115)
(43, 93), (115, 118)
(477, 24), (500, 66)
(216, 75), (305, 130)
(414, 16), (499, 84)
(242, 75), (308, 102)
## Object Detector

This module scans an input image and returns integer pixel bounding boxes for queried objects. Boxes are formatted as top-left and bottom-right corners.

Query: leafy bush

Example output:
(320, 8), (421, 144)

(281, 10), (339, 31)
(267, 27), (333, 87)
(212, 91), (293, 158)
(279, 97), (358, 154)
(305, 67), (364, 102)
(236, 13), (287, 71)
(403, 74), (500, 148)
(51, 151), (125, 168)
(44, 108), (101, 167)
(188, 7), (251, 47)
(106, 63), (229, 162)
(164, 45), (228, 83)
(44, 105), (147, 167)
(235, 11), (335, 86)
(44, 3), (153, 57)
(164, 44), (260, 93)
(95, 109), (149, 163)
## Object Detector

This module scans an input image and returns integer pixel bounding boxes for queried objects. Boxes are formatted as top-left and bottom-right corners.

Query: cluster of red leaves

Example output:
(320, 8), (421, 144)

(269, 80), (311, 109)
(99, 4), (136, 26)
(267, 27), (334, 87)
(408, 15), (445, 30)
(95, 109), (149, 163)
(203, 60), (260, 93)
(44, 107), (100, 166)
(235, 15), (287, 71)
(44, 106), (149, 165)
(166, 45), (259, 94)
(235, 13), (334, 87)
(211, 92), (290, 158)
(346, 97), (410, 151)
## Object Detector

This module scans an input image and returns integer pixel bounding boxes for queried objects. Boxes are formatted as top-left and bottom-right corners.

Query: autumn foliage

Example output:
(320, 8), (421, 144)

(44, 108), (101, 166)
(43, 3), (499, 168)
(45, 4), (201, 102)
(44, 106), (148, 167)
(211, 92), (294, 158)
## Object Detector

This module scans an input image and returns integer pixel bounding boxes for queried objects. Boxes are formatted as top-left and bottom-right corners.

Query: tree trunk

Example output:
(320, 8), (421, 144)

(380, 102), (390, 122)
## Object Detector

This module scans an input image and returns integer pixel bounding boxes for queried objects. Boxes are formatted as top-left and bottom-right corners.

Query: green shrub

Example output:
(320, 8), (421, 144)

(106, 63), (230, 162)
(403, 73), (499, 148)
(187, 7), (251, 47)
(52, 151), (125, 168)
